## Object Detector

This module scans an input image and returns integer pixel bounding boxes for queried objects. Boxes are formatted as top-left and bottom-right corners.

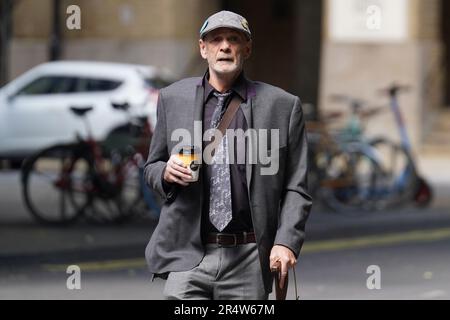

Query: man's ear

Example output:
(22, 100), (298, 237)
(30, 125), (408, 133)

(199, 39), (207, 59)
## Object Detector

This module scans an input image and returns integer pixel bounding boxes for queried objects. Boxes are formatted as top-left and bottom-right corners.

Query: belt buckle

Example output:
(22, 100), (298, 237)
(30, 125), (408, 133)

(217, 233), (237, 247)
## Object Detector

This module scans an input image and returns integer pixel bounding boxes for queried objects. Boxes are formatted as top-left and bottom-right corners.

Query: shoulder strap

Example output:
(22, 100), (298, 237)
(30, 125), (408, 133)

(216, 94), (243, 137)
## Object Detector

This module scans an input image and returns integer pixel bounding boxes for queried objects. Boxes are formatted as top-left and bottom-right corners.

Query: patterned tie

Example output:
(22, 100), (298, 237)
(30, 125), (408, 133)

(209, 91), (233, 231)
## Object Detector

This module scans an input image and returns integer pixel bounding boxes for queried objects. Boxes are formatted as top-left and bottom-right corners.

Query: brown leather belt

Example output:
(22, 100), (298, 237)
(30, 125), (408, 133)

(206, 231), (256, 247)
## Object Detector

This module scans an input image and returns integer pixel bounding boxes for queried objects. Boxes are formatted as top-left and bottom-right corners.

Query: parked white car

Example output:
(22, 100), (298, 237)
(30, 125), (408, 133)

(0, 61), (173, 161)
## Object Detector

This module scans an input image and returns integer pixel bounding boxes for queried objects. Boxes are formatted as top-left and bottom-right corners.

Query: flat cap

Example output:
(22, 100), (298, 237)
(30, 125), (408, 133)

(199, 10), (251, 40)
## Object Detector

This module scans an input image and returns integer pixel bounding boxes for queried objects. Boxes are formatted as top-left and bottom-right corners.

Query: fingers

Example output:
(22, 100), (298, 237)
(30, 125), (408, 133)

(269, 246), (297, 289)
(270, 252), (297, 271)
(164, 156), (193, 186)
(270, 259), (280, 272)
(167, 163), (192, 182)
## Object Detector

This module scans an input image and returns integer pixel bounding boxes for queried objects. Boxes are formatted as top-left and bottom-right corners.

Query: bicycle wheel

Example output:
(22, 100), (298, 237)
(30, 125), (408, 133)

(21, 144), (91, 225)
(318, 145), (383, 214)
(82, 151), (142, 224)
(369, 138), (420, 208)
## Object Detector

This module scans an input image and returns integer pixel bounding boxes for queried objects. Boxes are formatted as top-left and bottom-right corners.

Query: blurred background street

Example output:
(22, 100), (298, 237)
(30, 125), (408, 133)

(1, 0), (450, 300)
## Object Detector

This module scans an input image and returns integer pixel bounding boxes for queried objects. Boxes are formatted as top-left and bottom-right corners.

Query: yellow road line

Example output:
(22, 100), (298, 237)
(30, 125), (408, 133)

(42, 227), (450, 272)
(301, 227), (450, 253)
(43, 258), (146, 272)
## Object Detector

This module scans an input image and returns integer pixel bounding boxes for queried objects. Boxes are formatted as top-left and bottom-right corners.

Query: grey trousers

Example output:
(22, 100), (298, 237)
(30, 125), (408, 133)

(163, 243), (268, 300)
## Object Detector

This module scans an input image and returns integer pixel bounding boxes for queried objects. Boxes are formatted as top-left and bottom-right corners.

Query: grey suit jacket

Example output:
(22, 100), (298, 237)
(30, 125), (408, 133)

(144, 75), (312, 293)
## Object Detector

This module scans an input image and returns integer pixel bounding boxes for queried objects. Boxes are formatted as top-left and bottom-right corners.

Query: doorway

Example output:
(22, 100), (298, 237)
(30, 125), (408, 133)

(442, 0), (450, 107)
(221, 0), (323, 118)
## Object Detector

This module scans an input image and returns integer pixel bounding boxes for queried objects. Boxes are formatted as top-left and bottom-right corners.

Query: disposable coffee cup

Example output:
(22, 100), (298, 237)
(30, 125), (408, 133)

(177, 146), (201, 182)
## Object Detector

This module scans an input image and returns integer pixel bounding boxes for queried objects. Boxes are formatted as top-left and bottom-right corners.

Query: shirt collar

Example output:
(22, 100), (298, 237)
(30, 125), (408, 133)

(203, 70), (247, 102)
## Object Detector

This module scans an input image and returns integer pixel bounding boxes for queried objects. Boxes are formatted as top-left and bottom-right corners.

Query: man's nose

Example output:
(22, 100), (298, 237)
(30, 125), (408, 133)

(219, 40), (231, 51)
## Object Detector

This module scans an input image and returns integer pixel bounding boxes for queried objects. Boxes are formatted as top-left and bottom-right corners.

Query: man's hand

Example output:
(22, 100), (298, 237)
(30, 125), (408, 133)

(269, 245), (297, 289)
(163, 155), (193, 186)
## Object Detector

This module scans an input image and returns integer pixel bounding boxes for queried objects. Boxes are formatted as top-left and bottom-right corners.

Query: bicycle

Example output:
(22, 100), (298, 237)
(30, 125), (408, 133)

(103, 104), (163, 221)
(324, 93), (411, 211)
(307, 112), (383, 213)
(21, 103), (151, 225)
(314, 84), (432, 213)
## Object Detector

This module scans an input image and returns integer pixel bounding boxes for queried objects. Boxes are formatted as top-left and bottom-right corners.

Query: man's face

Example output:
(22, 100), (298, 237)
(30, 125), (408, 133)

(199, 28), (252, 76)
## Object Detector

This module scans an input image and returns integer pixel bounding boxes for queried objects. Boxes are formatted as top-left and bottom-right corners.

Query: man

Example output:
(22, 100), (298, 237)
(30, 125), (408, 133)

(144, 10), (312, 300)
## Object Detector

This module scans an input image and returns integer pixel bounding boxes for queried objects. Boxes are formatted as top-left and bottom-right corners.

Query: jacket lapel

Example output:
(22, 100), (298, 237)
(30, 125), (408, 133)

(193, 80), (204, 151)
(185, 80), (204, 205)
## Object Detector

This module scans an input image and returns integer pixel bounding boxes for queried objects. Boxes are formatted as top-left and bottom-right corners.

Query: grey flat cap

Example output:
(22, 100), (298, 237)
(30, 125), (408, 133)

(200, 11), (251, 40)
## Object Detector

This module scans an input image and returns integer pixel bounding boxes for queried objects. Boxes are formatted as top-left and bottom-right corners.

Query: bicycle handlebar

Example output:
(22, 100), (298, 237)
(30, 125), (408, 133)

(329, 94), (367, 113)
(378, 83), (412, 97)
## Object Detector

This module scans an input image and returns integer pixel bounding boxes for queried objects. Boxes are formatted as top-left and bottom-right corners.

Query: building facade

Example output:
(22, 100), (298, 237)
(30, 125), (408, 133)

(3, 0), (449, 150)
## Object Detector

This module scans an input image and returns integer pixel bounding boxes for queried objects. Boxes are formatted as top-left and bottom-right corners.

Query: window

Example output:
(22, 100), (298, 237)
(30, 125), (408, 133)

(17, 76), (78, 95)
(77, 78), (122, 92)
(17, 76), (122, 95)
(145, 78), (171, 89)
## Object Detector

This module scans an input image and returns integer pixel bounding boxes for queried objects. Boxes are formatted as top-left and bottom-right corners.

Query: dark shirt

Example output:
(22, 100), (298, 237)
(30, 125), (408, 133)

(201, 72), (253, 236)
